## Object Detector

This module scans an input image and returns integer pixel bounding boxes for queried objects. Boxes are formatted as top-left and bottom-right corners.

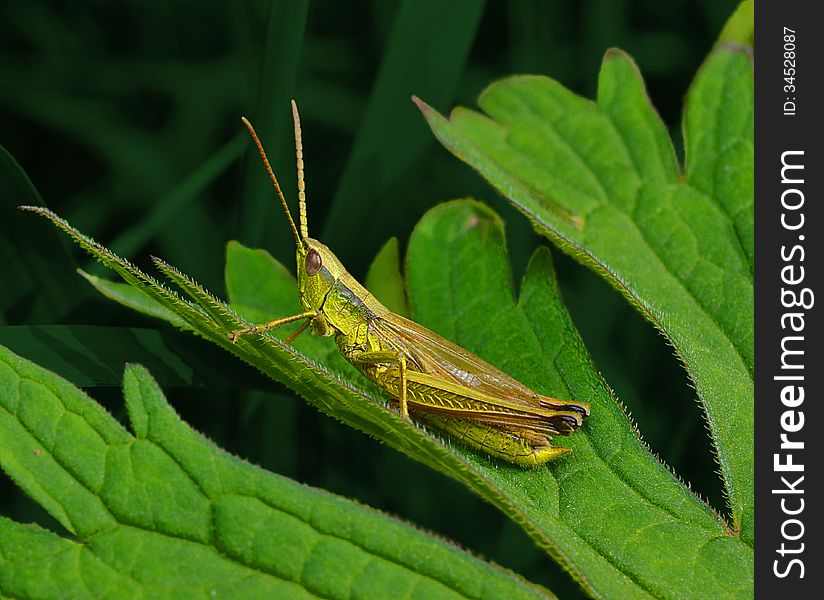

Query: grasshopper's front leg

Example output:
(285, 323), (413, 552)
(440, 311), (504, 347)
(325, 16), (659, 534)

(228, 310), (316, 342)
(349, 350), (410, 418)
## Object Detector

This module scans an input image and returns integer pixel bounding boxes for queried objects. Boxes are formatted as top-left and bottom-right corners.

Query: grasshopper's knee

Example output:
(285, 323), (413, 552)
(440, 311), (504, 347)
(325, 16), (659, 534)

(228, 328), (248, 342)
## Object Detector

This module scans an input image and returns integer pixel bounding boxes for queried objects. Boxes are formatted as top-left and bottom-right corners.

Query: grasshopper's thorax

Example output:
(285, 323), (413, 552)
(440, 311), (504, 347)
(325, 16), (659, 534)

(297, 238), (373, 337)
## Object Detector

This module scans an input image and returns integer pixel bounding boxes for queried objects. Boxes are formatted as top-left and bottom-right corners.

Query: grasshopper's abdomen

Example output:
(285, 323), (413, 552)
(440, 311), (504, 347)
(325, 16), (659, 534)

(421, 415), (571, 467)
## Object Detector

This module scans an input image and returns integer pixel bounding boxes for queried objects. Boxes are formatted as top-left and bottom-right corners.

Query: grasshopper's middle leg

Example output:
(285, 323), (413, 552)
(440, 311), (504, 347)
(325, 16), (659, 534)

(350, 350), (409, 418)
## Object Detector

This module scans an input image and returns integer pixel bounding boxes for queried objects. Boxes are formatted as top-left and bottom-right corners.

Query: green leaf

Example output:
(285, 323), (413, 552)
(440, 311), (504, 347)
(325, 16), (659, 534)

(365, 236), (409, 317)
(26, 197), (753, 597)
(683, 47), (754, 274)
(0, 346), (552, 599)
(716, 1), (754, 47)
(405, 201), (751, 598)
(78, 269), (188, 329)
(417, 47), (754, 536)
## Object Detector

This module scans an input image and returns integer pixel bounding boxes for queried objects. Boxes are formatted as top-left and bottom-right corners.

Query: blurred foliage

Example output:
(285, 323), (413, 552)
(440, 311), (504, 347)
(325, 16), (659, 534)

(1, 1), (740, 597)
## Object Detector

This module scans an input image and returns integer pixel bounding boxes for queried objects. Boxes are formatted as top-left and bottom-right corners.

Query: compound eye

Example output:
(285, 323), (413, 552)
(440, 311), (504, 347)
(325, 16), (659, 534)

(305, 249), (323, 275)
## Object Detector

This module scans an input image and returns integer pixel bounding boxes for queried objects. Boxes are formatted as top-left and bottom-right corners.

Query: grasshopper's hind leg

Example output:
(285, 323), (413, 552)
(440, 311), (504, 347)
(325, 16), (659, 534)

(350, 350), (409, 419)
(398, 354), (408, 417)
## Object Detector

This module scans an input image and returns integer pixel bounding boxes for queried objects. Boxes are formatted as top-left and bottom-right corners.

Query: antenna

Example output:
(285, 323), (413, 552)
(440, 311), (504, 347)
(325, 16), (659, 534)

(241, 116), (303, 248)
(291, 100), (309, 240)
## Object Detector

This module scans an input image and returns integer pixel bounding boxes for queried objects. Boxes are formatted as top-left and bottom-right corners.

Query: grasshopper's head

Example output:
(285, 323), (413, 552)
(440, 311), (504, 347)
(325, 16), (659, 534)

(243, 102), (346, 337)
(296, 237), (347, 316)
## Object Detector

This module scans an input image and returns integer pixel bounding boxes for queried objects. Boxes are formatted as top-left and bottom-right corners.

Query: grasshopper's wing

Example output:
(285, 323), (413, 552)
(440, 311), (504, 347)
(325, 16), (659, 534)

(369, 314), (589, 419)
(402, 371), (582, 436)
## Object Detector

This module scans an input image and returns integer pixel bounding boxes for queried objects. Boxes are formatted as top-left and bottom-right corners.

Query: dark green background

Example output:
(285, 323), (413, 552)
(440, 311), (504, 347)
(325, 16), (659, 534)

(1, 1), (738, 596)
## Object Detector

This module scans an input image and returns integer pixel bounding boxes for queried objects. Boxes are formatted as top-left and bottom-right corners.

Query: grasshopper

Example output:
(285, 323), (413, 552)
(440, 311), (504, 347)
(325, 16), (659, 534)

(230, 101), (590, 467)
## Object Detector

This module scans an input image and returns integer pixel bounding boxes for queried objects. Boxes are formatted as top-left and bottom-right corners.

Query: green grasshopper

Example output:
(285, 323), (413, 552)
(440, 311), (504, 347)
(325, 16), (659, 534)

(230, 101), (590, 467)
